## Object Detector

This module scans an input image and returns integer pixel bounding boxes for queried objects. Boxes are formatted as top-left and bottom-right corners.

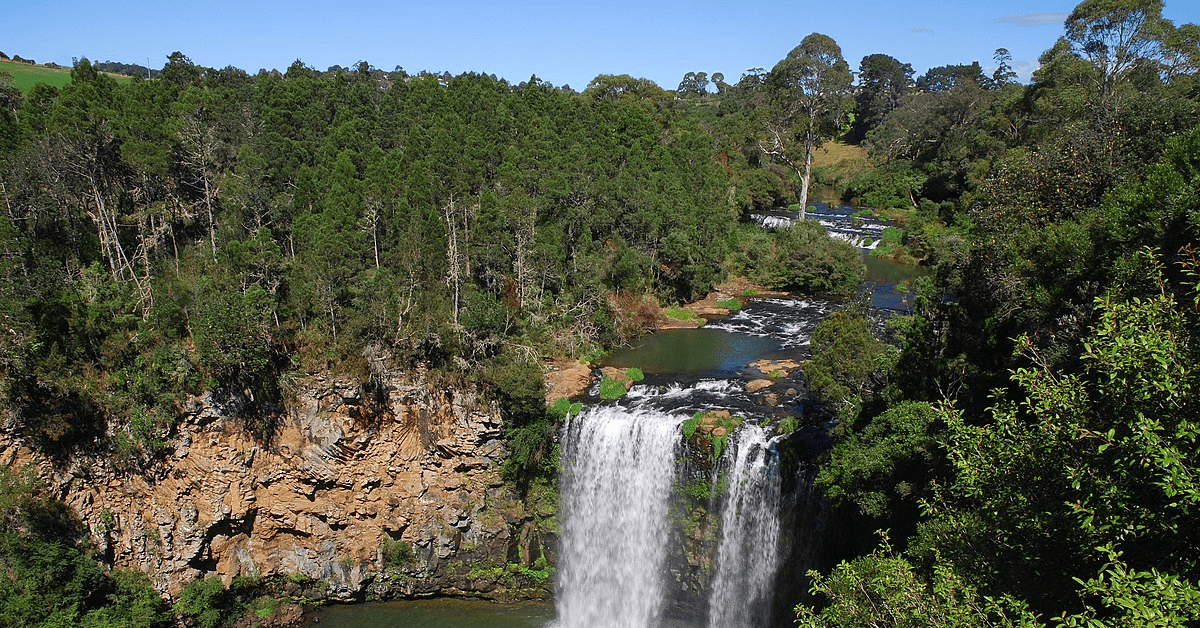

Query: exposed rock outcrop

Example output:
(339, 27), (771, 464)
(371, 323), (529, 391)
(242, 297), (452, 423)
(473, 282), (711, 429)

(543, 359), (592, 403)
(0, 371), (552, 602)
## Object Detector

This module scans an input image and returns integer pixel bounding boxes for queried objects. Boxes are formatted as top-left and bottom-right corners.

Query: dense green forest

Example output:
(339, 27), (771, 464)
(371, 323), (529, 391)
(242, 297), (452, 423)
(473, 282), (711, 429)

(2, 0), (1200, 624)
(796, 0), (1200, 625)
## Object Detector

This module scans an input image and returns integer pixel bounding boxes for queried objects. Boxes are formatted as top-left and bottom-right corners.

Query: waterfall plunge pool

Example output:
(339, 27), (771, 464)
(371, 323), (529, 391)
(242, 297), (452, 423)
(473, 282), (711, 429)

(304, 598), (553, 627)
(306, 598), (706, 628)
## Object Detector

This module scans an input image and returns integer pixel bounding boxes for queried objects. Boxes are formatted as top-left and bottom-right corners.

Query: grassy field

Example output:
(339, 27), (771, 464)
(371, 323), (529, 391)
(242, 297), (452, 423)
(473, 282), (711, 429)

(811, 141), (872, 190)
(811, 141), (867, 167)
(1, 59), (133, 92)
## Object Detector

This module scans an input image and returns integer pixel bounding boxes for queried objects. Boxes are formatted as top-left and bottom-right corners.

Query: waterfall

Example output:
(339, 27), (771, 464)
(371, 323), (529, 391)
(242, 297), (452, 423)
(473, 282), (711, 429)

(752, 214), (794, 230)
(706, 424), (785, 628)
(751, 207), (887, 250)
(556, 406), (685, 628)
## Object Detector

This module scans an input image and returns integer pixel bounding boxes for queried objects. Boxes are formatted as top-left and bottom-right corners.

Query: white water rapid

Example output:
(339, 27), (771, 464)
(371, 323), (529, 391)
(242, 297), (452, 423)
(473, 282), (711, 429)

(707, 424), (785, 628)
(556, 406), (685, 628)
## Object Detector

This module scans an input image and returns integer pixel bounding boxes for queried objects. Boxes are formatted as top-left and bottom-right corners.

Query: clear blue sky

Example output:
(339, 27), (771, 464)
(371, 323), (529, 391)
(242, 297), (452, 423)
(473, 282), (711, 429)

(3, 0), (1199, 88)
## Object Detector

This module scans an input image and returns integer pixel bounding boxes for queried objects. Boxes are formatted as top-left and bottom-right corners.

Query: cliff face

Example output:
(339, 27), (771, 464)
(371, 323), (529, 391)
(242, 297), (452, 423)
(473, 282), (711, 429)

(0, 371), (552, 601)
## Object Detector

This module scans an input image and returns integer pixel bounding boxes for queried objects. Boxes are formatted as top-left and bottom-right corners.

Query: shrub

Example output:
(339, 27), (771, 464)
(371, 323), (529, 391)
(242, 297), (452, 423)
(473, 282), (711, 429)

(485, 358), (556, 485)
(598, 376), (627, 401)
(580, 345), (607, 364)
(0, 469), (170, 628)
(803, 309), (896, 422)
(550, 397), (584, 421)
(173, 577), (234, 628)
(381, 536), (415, 568)
(736, 222), (865, 296)
(715, 298), (742, 311)
(683, 479), (713, 501)
(681, 415), (700, 440)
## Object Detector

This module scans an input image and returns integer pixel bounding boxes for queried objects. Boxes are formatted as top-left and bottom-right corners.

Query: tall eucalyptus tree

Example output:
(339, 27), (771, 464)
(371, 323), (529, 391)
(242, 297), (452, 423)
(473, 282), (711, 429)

(762, 33), (852, 219)
(1064, 0), (1173, 99)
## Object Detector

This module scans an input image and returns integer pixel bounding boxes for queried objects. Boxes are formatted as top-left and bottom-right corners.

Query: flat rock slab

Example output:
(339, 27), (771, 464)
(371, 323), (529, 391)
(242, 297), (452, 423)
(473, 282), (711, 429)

(658, 315), (705, 329)
(695, 410), (735, 437)
(746, 379), (774, 393)
(544, 359), (593, 403)
(749, 359), (802, 378)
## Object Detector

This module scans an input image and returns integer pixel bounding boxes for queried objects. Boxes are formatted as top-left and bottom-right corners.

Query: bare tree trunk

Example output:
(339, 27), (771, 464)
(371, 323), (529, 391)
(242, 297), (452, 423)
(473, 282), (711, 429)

(88, 179), (134, 282)
(87, 178), (153, 315)
(799, 117), (815, 222)
(759, 123), (812, 221)
(372, 205), (381, 269)
(136, 213), (155, 314)
(140, 213), (152, 281)
(514, 203), (537, 308)
(203, 172), (218, 261)
(362, 199), (382, 269)
(442, 194), (460, 325)
(179, 114), (221, 261)
(0, 180), (12, 223)
(463, 197), (473, 278)
(169, 209), (181, 272)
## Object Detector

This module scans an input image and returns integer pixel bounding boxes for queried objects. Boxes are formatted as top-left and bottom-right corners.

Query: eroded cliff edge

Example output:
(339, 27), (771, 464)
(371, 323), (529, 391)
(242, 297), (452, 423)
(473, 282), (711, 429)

(0, 370), (555, 602)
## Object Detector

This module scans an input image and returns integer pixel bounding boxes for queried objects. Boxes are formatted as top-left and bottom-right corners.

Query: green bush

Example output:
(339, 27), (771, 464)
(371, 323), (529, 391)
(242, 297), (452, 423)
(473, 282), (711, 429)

(712, 433), (730, 459)
(598, 376), (628, 401)
(818, 401), (939, 522)
(844, 164), (927, 210)
(485, 358), (557, 485)
(173, 577), (234, 628)
(681, 415), (700, 440)
(683, 479), (713, 501)
(381, 536), (416, 568)
(736, 221), (865, 296)
(550, 397), (583, 421)
(0, 469), (171, 628)
(803, 309), (896, 422)
(580, 345), (607, 364)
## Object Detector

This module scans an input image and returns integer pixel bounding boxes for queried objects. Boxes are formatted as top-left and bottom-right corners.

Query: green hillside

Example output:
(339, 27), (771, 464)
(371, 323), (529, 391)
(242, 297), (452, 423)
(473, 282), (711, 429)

(1, 58), (132, 91)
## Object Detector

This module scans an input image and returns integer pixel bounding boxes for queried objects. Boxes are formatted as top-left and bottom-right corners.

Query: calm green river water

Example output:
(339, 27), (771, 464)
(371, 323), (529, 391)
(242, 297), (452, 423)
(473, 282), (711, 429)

(305, 598), (554, 627)
(600, 327), (782, 375)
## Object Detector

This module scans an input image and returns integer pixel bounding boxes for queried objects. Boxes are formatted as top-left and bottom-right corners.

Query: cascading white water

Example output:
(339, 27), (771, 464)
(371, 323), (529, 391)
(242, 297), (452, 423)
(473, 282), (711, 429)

(707, 424), (785, 628)
(751, 205), (887, 250)
(556, 406), (685, 628)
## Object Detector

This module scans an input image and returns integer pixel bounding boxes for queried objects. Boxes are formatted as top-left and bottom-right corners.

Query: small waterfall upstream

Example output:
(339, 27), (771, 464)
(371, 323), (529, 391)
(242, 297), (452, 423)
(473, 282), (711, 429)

(751, 201), (889, 250)
(556, 406), (685, 628)
(707, 425), (785, 628)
